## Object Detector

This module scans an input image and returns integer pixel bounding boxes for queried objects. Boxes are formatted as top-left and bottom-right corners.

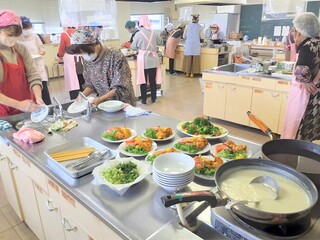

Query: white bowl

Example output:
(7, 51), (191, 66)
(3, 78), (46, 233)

(153, 152), (195, 176)
(98, 100), (125, 113)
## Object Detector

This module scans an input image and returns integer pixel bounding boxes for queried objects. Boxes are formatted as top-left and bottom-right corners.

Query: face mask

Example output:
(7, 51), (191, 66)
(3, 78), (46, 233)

(22, 29), (33, 36)
(82, 53), (98, 61)
(212, 29), (218, 33)
(0, 33), (18, 47)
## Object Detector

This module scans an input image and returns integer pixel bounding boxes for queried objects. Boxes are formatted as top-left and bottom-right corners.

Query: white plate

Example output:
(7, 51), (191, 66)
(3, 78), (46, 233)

(30, 105), (49, 123)
(141, 129), (175, 142)
(118, 140), (157, 157)
(210, 143), (252, 161)
(101, 129), (137, 143)
(173, 137), (211, 155)
(176, 121), (229, 139)
(98, 101), (125, 113)
(194, 155), (224, 181)
(67, 100), (87, 114)
(145, 148), (179, 163)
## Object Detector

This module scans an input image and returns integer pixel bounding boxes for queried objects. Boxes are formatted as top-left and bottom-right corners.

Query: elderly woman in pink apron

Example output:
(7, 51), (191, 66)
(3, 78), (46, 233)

(281, 12), (320, 141)
(165, 23), (186, 75)
(57, 27), (84, 100)
(131, 15), (162, 105)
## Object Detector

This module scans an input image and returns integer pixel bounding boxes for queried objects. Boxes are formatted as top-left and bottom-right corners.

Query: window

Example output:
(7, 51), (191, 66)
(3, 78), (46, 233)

(130, 14), (164, 31)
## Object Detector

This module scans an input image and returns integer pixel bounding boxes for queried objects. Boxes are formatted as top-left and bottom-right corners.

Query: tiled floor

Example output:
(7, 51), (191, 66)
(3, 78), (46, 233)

(0, 71), (270, 240)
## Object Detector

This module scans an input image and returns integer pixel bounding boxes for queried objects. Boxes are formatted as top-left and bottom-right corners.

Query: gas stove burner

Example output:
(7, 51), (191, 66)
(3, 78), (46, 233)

(231, 211), (311, 239)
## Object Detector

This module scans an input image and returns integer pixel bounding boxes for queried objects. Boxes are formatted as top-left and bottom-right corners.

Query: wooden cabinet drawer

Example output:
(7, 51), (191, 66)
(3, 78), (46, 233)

(275, 80), (291, 92)
(240, 76), (276, 90)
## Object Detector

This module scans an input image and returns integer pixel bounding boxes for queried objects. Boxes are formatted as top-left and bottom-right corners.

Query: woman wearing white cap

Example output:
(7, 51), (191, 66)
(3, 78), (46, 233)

(160, 23), (174, 47)
(281, 12), (320, 141)
(205, 24), (224, 41)
(0, 9), (44, 116)
(66, 27), (136, 106)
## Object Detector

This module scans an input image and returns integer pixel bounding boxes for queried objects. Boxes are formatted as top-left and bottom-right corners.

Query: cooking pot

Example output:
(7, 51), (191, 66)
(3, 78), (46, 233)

(247, 111), (320, 185)
(161, 159), (318, 225)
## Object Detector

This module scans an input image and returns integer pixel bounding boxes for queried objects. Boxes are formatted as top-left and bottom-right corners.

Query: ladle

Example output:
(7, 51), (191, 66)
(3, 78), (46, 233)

(249, 175), (280, 200)
(225, 175), (279, 209)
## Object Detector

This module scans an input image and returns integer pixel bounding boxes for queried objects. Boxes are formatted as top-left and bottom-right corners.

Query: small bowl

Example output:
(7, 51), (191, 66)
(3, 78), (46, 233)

(153, 152), (195, 176)
(98, 100), (125, 113)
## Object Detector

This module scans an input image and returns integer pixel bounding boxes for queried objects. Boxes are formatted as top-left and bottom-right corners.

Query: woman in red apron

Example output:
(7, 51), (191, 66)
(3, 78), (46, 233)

(0, 9), (43, 117)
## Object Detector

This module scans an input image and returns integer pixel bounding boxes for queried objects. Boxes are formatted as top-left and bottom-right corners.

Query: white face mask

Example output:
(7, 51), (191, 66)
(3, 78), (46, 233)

(22, 29), (33, 36)
(0, 32), (18, 47)
(82, 53), (98, 62)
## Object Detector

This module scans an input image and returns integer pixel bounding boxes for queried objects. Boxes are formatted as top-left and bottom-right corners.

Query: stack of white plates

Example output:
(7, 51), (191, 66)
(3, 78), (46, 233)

(152, 152), (195, 192)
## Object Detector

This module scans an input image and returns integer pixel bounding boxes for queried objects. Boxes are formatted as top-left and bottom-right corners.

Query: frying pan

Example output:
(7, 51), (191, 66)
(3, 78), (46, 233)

(161, 159), (318, 225)
(247, 111), (320, 185)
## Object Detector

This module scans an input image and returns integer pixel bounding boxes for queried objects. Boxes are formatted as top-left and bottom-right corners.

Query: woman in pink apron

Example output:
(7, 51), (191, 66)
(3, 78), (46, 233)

(0, 10), (43, 117)
(165, 23), (186, 75)
(131, 16), (162, 105)
(281, 13), (320, 141)
(57, 27), (83, 100)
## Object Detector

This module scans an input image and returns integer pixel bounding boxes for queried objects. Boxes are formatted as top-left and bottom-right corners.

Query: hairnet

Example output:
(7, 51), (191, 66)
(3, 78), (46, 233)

(0, 9), (22, 27)
(177, 22), (186, 29)
(191, 14), (199, 23)
(165, 23), (174, 31)
(125, 21), (136, 29)
(71, 27), (98, 45)
(138, 15), (151, 30)
(293, 12), (320, 38)
(211, 24), (220, 30)
(21, 16), (32, 29)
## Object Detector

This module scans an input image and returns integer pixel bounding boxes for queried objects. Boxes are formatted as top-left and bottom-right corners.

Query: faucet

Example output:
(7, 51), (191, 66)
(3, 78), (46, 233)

(78, 92), (91, 117)
(52, 96), (64, 120)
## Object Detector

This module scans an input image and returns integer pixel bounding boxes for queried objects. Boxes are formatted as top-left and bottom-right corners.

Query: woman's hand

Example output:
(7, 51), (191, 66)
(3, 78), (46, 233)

(18, 100), (42, 113)
(300, 82), (318, 93)
(39, 50), (45, 56)
(91, 97), (103, 106)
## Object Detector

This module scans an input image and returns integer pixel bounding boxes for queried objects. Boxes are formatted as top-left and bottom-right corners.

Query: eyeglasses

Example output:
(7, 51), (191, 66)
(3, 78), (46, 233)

(291, 27), (297, 33)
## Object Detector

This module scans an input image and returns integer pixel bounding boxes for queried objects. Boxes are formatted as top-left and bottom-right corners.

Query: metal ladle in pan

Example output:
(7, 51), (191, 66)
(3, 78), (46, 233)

(225, 175), (280, 209)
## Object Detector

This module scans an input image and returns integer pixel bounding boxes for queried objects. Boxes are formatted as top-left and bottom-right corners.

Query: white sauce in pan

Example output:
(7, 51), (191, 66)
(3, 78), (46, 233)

(220, 169), (311, 213)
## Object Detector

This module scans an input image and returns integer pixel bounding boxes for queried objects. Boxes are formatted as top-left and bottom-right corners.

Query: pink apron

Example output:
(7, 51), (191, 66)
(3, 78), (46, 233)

(62, 32), (80, 91)
(281, 70), (320, 139)
(136, 30), (161, 85)
(288, 36), (297, 62)
(165, 29), (180, 59)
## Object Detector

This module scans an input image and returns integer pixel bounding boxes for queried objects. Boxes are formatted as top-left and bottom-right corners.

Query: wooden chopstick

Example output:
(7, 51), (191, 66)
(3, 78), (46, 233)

(50, 147), (96, 162)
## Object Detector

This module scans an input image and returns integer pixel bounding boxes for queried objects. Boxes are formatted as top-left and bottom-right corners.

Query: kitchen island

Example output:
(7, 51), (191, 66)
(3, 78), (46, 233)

(202, 66), (292, 134)
(0, 110), (262, 240)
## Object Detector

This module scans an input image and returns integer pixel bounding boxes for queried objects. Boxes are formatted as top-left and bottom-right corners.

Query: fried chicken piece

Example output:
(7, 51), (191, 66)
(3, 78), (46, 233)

(231, 144), (247, 152)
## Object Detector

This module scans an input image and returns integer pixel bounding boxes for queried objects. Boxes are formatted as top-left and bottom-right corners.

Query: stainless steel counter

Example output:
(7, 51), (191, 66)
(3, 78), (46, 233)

(0, 111), (262, 240)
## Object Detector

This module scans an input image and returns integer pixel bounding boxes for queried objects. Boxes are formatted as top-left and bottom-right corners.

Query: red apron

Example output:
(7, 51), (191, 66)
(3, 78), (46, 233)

(0, 49), (34, 117)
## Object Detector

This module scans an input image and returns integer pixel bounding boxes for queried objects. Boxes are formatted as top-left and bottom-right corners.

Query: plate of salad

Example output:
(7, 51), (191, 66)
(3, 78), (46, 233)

(92, 157), (152, 196)
(177, 117), (228, 139)
(211, 140), (252, 161)
(145, 147), (179, 164)
(194, 155), (224, 180)
(101, 127), (137, 143)
(118, 136), (157, 157)
(173, 137), (211, 155)
(142, 127), (175, 142)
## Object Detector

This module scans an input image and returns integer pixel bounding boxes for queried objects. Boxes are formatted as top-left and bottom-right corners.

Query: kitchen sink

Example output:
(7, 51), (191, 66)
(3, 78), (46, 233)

(2, 101), (83, 131)
(216, 63), (251, 73)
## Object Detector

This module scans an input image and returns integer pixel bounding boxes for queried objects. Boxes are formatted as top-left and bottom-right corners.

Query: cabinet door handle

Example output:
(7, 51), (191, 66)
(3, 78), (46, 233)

(229, 86), (237, 91)
(46, 199), (58, 212)
(271, 93), (280, 98)
(9, 161), (18, 170)
(62, 217), (77, 232)
(218, 84), (225, 88)
(0, 154), (6, 161)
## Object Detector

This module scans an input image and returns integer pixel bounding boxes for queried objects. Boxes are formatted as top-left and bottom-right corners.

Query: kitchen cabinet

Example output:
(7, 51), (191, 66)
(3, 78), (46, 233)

(203, 81), (227, 119)
(225, 84), (252, 125)
(34, 182), (66, 240)
(250, 88), (282, 131)
(0, 138), (23, 220)
(6, 146), (45, 240)
(174, 48), (184, 72)
(61, 210), (92, 240)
